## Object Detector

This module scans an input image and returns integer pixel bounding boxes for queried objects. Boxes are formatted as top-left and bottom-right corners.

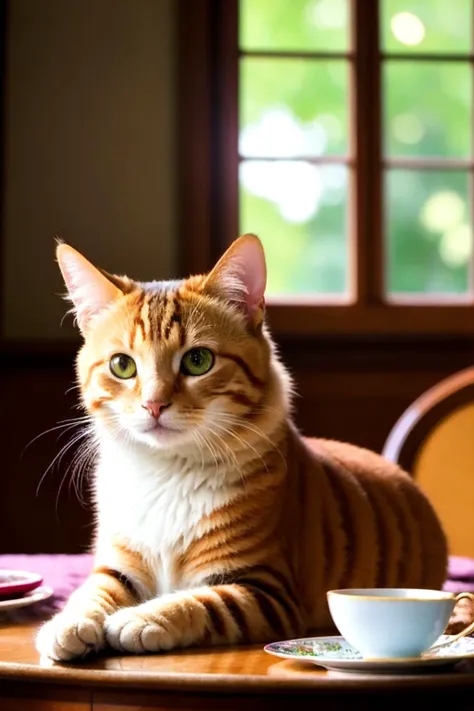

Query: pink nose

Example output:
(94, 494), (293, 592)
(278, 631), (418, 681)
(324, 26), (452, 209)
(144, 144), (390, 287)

(142, 400), (170, 419)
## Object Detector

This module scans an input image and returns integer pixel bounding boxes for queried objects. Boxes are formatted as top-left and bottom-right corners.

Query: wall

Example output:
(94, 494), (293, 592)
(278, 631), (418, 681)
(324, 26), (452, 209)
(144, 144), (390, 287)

(1, 0), (177, 340)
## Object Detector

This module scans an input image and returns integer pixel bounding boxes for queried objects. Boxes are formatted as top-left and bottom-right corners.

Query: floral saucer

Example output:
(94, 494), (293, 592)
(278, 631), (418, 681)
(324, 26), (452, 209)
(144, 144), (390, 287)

(264, 635), (474, 673)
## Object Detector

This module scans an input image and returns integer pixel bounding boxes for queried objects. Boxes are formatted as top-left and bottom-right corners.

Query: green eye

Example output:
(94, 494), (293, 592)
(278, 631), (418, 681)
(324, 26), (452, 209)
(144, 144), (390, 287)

(181, 348), (214, 376)
(109, 353), (137, 379)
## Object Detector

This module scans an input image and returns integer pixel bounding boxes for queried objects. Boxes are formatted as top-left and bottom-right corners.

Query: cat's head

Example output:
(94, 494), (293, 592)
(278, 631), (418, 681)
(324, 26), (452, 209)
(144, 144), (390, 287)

(57, 235), (289, 452)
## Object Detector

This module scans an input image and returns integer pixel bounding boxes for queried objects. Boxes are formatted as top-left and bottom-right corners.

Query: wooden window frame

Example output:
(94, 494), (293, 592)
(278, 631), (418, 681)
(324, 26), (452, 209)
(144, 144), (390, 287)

(177, 0), (474, 337)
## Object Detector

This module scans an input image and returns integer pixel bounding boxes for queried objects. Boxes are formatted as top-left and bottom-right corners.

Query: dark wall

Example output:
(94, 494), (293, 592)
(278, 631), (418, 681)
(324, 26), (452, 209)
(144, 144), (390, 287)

(1, 0), (176, 342)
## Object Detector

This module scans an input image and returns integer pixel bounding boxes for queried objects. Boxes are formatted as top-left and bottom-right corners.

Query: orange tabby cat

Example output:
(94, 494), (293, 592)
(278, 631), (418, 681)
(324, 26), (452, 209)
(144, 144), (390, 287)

(36, 234), (448, 661)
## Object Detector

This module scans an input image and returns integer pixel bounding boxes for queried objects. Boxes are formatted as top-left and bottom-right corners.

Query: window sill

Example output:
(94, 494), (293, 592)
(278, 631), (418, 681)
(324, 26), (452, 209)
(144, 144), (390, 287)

(266, 303), (474, 337)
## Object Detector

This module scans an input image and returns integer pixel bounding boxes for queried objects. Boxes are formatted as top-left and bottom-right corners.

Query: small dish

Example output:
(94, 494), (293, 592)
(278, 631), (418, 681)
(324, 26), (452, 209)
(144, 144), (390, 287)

(264, 635), (474, 674)
(0, 570), (44, 599)
(0, 585), (53, 612)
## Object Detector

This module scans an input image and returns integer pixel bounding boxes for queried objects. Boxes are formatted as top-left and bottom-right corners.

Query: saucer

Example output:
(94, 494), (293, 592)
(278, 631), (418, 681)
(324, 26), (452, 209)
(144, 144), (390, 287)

(0, 586), (53, 613)
(0, 570), (43, 598)
(264, 635), (474, 673)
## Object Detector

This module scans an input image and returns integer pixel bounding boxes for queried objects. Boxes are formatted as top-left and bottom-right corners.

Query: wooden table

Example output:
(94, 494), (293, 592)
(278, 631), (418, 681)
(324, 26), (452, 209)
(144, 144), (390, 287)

(1, 616), (474, 710)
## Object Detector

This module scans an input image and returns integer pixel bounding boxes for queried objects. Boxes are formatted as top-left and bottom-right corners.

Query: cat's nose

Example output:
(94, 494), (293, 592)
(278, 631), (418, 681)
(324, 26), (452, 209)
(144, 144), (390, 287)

(142, 400), (171, 419)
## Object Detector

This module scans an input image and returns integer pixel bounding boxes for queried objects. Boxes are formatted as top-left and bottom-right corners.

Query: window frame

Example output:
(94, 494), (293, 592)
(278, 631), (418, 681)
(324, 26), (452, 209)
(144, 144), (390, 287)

(177, 0), (474, 336)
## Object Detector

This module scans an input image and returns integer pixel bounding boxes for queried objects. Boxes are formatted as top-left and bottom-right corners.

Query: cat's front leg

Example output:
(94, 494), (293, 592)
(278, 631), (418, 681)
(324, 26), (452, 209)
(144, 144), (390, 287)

(36, 555), (151, 661)
(104, 568), (305, 654)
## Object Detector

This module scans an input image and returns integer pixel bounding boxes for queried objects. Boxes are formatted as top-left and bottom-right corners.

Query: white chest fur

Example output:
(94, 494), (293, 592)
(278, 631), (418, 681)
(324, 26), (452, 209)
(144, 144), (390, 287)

(94, 437), (238, 594)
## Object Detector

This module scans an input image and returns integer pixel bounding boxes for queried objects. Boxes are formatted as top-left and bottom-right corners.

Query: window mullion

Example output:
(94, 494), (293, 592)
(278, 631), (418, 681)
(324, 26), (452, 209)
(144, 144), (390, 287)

(352, 0), (383, 306)
(215, 0), (239, 258)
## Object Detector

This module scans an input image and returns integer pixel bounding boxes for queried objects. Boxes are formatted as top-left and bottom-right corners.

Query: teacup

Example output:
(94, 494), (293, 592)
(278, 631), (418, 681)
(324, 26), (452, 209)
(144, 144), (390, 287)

(327, 588), (474, 659)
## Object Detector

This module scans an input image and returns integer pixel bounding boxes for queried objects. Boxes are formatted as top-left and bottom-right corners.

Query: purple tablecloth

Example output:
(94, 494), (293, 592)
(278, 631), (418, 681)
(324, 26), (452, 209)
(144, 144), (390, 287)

(1, 553), (473, 619)
(445, 555), (474, 587)
(0, 553), (93, 617)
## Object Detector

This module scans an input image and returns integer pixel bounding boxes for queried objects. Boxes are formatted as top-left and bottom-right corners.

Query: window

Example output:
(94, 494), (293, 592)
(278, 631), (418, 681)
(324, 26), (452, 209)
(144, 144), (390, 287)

(178, 0), (474, 335)
(239, 0), (351, 299)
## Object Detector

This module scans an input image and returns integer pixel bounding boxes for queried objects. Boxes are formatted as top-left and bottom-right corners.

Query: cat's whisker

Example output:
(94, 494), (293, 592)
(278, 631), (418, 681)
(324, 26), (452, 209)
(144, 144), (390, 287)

(67, 429), (98, 491)
(208, 421), (269, 474)
(191, 432), (205, 475)
(37, 425), (93, 498)
(199, 425), (234, 478)
(212, 413), (286, 465)
(199, 424), (245, 490)
(198, 429), (221, 477)
(68, 436), (99, 508)
(56, 415), (95, 425)
(21, 421), (89, 458)
(55, 426), (100, 510)
(203, 425), (239, 473)
(68, 444), (88, 506)
(64, 383), (82, 396)
(20, 415), (113, 457)
(175, 410), (279, 475)
(23, 411), (120, 460)
(191, 431), (206, 475)
(69, 453), (85, 503)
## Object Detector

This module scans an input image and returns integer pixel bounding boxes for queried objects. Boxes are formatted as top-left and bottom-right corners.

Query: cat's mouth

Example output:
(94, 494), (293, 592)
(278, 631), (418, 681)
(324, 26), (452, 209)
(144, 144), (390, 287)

(141, 420), (179, 437)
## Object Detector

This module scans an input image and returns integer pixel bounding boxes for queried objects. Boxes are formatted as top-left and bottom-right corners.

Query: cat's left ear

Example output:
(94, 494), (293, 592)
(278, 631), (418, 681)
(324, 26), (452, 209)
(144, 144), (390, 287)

(56, 243), (124, 333)
(203, 233), (267, 327)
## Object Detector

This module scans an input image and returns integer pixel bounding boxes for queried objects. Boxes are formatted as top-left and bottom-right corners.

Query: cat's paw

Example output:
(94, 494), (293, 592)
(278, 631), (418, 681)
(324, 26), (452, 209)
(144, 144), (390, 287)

(36, 612), (105, 661)
(104, 606), (175, 653)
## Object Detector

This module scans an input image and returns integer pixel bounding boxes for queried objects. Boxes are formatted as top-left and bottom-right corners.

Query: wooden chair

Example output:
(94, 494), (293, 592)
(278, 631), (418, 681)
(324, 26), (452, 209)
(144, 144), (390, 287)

(382, 366), (474, 559)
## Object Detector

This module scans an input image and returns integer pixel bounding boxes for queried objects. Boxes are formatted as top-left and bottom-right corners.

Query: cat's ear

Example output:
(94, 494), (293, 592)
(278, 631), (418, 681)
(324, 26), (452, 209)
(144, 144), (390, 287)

(56, 243), (123, 332)
(203, 233), (267, 326)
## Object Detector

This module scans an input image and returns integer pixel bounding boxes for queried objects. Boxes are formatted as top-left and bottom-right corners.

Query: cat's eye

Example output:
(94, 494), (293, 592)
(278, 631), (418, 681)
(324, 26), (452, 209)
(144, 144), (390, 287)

(180, 348), (214, 376)
(109, 353), (137, 379)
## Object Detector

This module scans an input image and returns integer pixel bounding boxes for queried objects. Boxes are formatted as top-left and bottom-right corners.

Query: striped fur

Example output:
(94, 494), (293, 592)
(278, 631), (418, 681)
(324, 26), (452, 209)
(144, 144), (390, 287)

(36, 235), (449, 661)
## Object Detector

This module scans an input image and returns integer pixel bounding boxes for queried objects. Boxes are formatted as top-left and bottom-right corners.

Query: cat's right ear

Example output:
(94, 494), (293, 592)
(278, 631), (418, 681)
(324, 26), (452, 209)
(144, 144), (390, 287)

(56, 243), (123, 333)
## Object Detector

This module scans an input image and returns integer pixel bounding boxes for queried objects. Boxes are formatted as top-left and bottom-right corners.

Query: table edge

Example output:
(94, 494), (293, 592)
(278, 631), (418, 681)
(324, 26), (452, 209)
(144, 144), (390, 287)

(1, 660), (474, 693)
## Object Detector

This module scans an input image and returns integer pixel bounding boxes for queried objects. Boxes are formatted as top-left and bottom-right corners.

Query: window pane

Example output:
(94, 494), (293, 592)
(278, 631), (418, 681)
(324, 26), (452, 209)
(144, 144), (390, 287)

(384, 62), (471, 158)
(239, 59), (348, 157)
(382, 0), (472, 54)
(239, 0), (349, 52)
(386, 170), (471, 294)
(239, 161), (348, 295)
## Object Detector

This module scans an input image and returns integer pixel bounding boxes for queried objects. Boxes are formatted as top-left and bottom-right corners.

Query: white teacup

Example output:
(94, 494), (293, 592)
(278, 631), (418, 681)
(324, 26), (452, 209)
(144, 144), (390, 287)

(327, 588), (474, 659)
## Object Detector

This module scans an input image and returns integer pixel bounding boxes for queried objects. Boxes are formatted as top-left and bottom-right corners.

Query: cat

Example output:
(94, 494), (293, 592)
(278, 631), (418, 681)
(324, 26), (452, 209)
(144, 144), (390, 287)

(36, 234), (448, 661)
